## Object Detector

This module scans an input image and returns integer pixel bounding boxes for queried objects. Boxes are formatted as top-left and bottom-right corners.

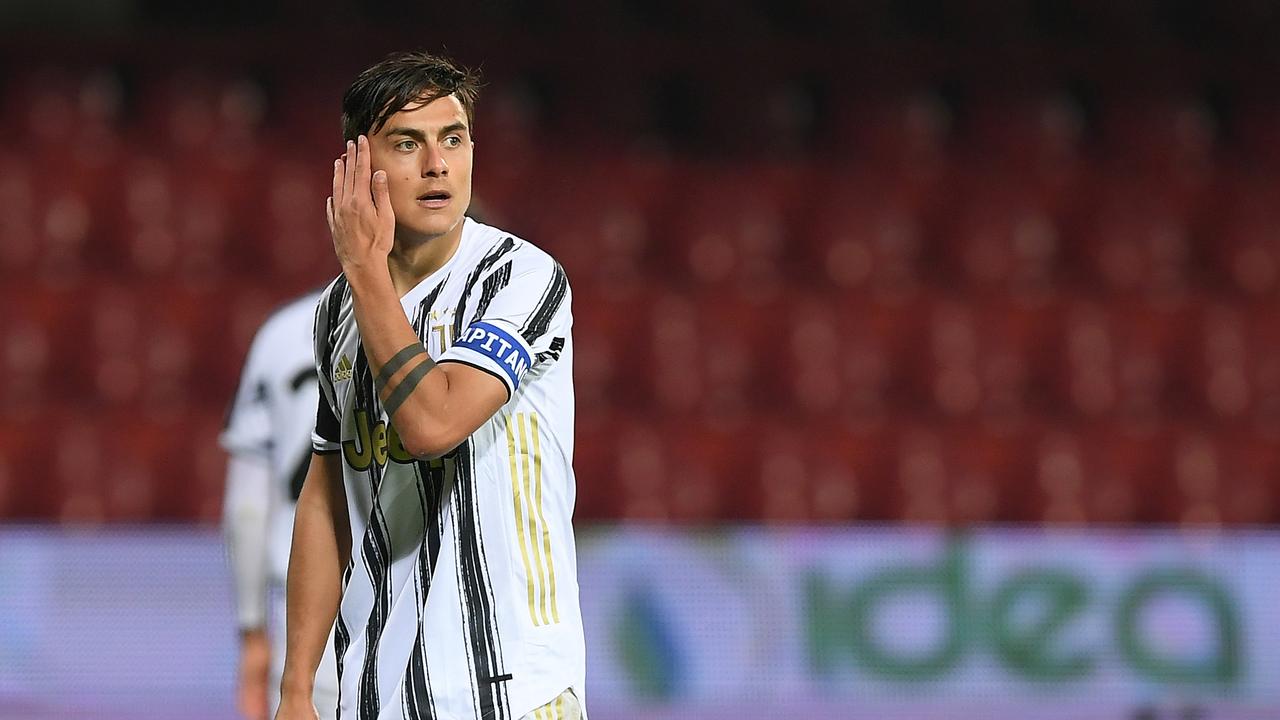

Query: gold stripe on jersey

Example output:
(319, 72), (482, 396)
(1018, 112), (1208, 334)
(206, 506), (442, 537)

(506, 416), (538, 624)
(518, 415), (553, 626)
(506, 411), (561, 627)
(532, 413), (560, 624)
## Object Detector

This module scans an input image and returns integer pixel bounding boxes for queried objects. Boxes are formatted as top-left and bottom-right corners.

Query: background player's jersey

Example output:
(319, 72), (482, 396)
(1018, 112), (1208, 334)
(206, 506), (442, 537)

(221, 290), (323, 591)
(312, 218), (585, 720)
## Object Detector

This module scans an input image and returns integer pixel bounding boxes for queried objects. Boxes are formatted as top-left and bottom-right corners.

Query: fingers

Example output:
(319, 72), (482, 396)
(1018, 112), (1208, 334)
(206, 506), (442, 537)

(332, 155), (344, 205)
(342, 139), (356, 201)
(325, 196), (336, 235)
(355, 135), (372, 202)
(372, 170), (394, 231)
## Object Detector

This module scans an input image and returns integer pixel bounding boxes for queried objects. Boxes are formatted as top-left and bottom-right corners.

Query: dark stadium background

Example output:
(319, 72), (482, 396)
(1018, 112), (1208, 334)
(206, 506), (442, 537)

(1, 2), (1279, 719)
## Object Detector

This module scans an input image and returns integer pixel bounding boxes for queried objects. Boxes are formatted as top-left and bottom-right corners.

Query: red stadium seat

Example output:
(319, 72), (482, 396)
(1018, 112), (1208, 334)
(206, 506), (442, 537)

(4, 64), (125, 179)
(1064, 170), (1200, 299)
(1201, 173), (1280, 299)
(572, 291), (652, 418)
(656, 161), (809, 294)
(585, 416), (748, 523)
(771, 292), (927, 421)
(909, 295), (1059, 421)
(1183, 303), (1280, 428)
(0, 149), (105, 281)
(1165, 428), (1278, 527)
(797, 172), (926, 298)
(891, 422), (1032, 525)
(154, 411), (227, 523)
(1047, 299), (1193, 421)
(934, 170), (1064, 298)
(1032, 422), (1171, 525)
(643, 291), (780, 420)
(510, 152), (673, 299)
(740, 419), (891, 522)
(237, 156), (339, 282)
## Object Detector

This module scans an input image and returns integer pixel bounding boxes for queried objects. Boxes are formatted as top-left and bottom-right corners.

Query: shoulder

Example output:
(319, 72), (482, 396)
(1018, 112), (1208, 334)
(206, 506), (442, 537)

(316, 274), (351, 307)
(313, 274), (354, 332)
(465, 218), (563, 279)
(244, 289), (325, 358)
(258, 288), (325, 338)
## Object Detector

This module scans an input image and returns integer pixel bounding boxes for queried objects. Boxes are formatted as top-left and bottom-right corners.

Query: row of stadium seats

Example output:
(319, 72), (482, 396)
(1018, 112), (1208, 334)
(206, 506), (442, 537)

(5, 280), (1280, 425)
(6, 150), (1280, 302)
(1, 410), (1274, 526)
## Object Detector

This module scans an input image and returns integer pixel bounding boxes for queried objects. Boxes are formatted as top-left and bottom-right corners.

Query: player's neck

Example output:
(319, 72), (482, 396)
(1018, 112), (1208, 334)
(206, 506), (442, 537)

(387, 223), (465, 296)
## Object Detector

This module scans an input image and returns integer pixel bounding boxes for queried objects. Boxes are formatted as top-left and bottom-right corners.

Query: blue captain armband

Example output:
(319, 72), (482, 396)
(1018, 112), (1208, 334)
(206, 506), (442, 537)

(453, 321), (533, 391)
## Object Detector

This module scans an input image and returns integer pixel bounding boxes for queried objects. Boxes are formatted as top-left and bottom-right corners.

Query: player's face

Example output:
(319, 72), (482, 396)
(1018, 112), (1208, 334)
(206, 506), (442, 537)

(369, 93), (473, 243)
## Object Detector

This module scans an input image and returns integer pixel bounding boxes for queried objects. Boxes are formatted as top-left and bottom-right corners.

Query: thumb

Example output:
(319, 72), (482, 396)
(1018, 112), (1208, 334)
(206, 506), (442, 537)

(372, 170), (394, 228)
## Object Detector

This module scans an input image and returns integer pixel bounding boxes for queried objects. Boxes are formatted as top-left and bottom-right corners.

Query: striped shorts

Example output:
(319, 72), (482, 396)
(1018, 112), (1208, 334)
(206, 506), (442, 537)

(519, 688), (581, 720)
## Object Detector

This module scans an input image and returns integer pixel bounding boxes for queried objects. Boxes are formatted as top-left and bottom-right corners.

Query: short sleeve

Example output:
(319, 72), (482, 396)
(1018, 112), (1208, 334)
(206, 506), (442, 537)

(439, 250), (570, 399)
(312, 389), (341, 453)
(311, 284), (344, 453)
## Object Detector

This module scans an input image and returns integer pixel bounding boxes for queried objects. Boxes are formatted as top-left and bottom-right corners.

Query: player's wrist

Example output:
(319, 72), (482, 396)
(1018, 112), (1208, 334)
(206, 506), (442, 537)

(279, 668), (316, 698)
(341, 256), (393, 286)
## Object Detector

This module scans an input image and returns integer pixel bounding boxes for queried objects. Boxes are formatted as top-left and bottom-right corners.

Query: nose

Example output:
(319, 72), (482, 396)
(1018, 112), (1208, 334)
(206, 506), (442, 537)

(421, 143), (448, 178)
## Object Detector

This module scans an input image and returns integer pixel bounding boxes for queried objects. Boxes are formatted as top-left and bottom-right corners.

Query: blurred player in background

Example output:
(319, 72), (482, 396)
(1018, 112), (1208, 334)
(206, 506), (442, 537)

(222, 290), (339, 720)
(277, 50), (585, 720)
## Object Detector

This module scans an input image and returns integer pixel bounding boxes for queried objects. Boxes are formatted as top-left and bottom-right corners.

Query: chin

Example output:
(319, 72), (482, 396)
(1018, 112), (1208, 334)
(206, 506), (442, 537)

(402, 214), (463, 241)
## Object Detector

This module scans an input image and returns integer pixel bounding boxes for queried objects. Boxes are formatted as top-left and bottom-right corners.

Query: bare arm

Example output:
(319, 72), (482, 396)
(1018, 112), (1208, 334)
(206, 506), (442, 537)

(328, 135), (506, 459)
(278, 451), (349, 708)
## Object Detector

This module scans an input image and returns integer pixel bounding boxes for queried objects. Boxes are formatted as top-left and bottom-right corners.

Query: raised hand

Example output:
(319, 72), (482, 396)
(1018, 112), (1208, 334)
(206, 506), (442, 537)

(326, 135), (395, 276)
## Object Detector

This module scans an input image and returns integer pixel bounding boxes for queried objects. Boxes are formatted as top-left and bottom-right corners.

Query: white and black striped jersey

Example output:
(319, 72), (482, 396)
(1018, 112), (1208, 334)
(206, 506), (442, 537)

(311, 218), (585, 720)
(221, 290), (324, 604)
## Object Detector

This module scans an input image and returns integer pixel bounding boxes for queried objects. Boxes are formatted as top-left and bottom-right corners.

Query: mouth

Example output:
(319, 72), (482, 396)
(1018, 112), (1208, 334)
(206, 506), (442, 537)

(416, 191), (451, 209)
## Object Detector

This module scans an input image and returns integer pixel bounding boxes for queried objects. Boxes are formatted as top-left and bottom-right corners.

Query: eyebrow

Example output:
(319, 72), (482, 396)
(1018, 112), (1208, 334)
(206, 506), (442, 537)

(385, 123), (470, 142)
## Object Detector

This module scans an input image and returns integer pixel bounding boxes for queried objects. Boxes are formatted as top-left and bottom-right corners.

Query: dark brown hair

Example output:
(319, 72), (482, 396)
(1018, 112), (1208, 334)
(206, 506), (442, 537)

(341, 50), (481, 141)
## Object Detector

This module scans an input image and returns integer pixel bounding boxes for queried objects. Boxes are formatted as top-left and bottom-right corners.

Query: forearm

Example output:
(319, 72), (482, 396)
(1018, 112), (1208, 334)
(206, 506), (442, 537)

(223, 454), (272, 631)
(280, 454), (349, 696)
(345, 268), (454, 449)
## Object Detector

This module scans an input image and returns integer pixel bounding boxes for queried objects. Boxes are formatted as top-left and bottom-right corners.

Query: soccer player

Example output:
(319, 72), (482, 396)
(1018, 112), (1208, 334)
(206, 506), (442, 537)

(222, 289), (339, 720)
(276, 51), (585, 720)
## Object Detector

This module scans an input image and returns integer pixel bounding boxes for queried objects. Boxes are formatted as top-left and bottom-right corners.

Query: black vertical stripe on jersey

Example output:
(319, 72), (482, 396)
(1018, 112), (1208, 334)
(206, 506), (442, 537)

(416, 276), (450, 324)
(535, 336), (566, 365)
(452, 237), (517, 339)
(403, 457), (447, 720)
(403, 470), (433, 720)
(334, 610), (350, 720)
(401, 296), (446, 720)
(318, 275), (350, 387)
(453, 442), (510, 720)
(351, 348), (395, 720)
(468, 260), (513, 326)
(520, 261), (568, 346)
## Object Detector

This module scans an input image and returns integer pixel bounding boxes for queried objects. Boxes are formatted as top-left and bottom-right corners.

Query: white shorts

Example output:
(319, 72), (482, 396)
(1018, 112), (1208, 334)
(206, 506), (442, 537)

(519, 688), (583, 720)
(269, 583), (340, 720)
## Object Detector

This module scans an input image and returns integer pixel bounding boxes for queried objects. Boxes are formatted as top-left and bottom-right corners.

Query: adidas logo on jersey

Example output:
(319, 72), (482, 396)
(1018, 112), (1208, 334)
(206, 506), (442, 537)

(334, 354), (354, 382)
